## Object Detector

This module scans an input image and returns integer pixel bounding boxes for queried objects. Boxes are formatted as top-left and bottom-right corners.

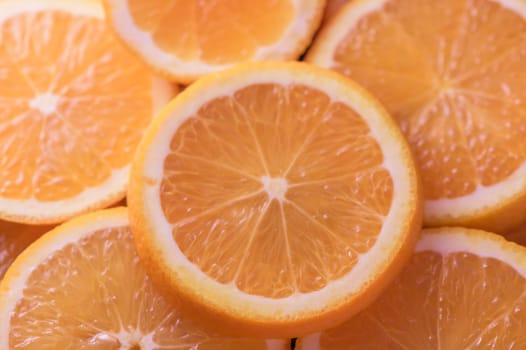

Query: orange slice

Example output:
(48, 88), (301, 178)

(307, 0), (526, 233)
(0, 208), (288, 349)
(102, 0), (326, 83)
(0, 0), (174, 224)
(0, 221), (51, 280)
(128, 62), (422, 337)
(298, 227), (526, 349)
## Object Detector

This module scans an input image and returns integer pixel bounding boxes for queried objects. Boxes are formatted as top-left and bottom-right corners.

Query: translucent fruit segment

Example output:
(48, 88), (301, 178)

(8, 224), (276, 349)
(314, 250), (526, 349)
(329, 0), (526, 200)
(129, 0), (294, 64)
(0, 221), (50, 279)
(162, 83), (393, 297)
(0, 10), (153, 201)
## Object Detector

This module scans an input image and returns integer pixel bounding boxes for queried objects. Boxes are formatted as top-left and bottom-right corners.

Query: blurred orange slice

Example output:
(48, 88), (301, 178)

(298, 227), (526, 349)
(103, 0), (326, 83)
(128, 62), (422, 337)
(0, 208), (288, 349)
(0, 0), (174, 224)
(307, 0), (526, 233)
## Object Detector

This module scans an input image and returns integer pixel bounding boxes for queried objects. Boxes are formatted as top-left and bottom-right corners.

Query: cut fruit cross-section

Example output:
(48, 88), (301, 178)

(0, 208), (288, 350)
(128, 61), (422, 337)
(0, 0), (174, 224)
(103, 0), (326, 83)
(298, 227), (526, 349)
(307, 0), (526, 233)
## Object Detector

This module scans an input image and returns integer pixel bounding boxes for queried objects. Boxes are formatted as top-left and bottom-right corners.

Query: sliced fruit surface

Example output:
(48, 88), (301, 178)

(0, 221), (51, 280)
(0, 0), (174, 224)
(298, 227), (526, 349)
(307, 0), (526, 233)
(128, 61), (422, 337)
(103, 0), (326, 83)
(0, 207), (287, 349)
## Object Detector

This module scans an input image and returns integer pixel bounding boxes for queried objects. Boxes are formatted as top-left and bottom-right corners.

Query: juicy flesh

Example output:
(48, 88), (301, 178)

(0, 221), (49, 279)
(330, 0), (526, 200)
(161, 83), (393, 298)
(315, 250), (526, 349)
(9, 226), (271, 349)
(0, 10), (153, 201)
(128, 0), (294, 64)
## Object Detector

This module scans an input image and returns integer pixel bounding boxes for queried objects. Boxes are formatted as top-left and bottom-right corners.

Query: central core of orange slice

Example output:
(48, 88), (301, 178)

(29, 93), (60, 116)
(261, 176), (288, 201)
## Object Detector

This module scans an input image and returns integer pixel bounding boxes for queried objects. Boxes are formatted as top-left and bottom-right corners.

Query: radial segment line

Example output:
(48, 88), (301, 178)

(366, 314), (412, 350)
(173, 152), (260, 181)
(288, 167), (382, 189)
(464, 286), (526, 349)
(381, 12), (436, 74)
(232, 199), (271, 283)
(285, 199), (352, 249)
(55, 110), (114, 171)
(230, 98), (270, 176)
(443, 94), (480, 185)
(451, 32), (526, 85)
(278, 201), (297, 291)
(282, 102), (331, 177)
(76, 244), (124, 330)
(173, 189), (264, 227)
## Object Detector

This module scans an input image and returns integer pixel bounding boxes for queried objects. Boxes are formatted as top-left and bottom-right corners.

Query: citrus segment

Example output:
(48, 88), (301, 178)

(298, 227), (526, 349)
(0, 208), (287, 350)
(0, 221), (51, 280)
(129, 62), (422, 337)
(307, 0), (526, 232)
(103, 0), (326, 82)
(0, 0), (174, 224)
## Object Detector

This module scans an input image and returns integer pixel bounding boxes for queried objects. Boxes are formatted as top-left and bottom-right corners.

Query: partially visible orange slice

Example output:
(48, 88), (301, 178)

(0, 0), (174, 224)
(103, 0), (326, 83)
(0, 221), (51, 280)
(307, 0), (526, 233)
(298, 227), (526, 349)
(0, 208), (288, 349)
(128, 61), (422, 337)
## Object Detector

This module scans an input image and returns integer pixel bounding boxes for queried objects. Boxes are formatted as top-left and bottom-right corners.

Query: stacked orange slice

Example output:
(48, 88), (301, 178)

(308, 0), (526, 233)
(128, 61), (422, 337)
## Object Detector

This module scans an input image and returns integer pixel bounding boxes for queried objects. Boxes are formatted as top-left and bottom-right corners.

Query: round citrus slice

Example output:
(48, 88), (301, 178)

(0, 208), (288, 349)
(0, 0), (175, 224)
(128, 61), (422, 337)
(307, 0), (526, 233)
(0, 221), (51, 280)
(102, 0), (326, 83)
(298, 227), (526, 349)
